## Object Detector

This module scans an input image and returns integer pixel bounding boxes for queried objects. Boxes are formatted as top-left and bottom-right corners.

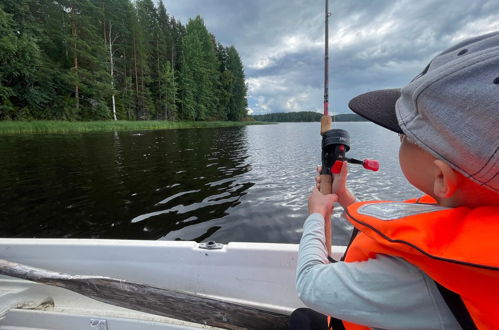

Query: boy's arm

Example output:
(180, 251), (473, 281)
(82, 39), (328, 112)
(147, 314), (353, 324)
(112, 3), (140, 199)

(296, 213), (460, 329)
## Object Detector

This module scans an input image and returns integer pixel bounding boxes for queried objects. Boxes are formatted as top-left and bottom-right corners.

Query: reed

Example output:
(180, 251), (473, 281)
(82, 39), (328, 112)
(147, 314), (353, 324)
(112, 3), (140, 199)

(0, 120), (271, 134)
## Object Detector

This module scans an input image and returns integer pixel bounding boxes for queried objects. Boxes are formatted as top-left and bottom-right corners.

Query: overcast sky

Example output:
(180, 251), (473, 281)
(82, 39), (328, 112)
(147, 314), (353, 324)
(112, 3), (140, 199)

(163, 0), (499, 115)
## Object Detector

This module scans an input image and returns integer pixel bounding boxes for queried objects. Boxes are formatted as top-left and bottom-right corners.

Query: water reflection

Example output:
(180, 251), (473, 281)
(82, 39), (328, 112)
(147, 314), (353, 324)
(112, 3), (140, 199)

(0, 123), (420, 244)
(0, 127), (254, 241)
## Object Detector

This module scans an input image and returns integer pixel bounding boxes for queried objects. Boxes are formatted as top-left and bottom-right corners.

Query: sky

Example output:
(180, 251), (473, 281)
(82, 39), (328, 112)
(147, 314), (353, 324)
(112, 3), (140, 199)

(163, 0), (499, 115)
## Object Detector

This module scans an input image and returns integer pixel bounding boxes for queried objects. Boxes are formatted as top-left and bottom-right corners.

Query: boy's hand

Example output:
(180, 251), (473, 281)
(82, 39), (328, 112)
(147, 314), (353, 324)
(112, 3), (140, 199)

(308, 187), (337, 217)
(315, 164), (357, 208)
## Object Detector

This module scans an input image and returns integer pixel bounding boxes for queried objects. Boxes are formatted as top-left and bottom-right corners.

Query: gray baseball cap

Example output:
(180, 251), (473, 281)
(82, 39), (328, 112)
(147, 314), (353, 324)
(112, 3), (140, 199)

(349, 31), (499, 193)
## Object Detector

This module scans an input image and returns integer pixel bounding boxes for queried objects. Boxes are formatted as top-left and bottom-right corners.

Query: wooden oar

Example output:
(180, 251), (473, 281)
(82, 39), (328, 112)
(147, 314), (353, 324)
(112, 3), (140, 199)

(0, 259), (289, 330)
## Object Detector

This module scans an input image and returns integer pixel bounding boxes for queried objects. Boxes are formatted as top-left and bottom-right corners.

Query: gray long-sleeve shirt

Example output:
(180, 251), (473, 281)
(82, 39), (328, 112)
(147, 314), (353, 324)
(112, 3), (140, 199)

(296, 213), (461, 330)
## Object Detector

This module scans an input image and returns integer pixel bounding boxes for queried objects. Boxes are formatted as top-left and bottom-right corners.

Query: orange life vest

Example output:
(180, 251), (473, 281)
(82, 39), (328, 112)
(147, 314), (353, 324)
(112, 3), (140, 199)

(332, 196), (499, 330)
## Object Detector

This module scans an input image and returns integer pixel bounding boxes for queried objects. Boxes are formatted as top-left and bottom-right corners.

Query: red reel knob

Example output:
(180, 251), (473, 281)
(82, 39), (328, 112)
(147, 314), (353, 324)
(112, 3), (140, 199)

(363, 159), (379, 171)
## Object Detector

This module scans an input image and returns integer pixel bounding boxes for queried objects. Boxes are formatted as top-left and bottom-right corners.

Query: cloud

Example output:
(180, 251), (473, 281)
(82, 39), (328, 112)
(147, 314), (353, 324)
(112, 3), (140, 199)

(163, 0), (499, 115)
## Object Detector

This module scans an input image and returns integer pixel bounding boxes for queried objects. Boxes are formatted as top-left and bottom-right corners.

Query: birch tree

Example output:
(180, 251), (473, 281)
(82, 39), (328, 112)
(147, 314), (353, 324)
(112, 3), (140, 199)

(107, 21), (118, 120)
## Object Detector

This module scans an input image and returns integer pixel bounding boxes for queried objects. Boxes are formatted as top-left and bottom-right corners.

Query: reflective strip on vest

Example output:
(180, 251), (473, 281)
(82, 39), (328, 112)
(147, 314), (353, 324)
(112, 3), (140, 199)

(357, 203), (449, 220)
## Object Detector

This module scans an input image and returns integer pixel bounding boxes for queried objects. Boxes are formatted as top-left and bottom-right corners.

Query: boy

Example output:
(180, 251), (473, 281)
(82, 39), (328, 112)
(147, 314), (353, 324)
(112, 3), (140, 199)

(294, 31), (499, 329)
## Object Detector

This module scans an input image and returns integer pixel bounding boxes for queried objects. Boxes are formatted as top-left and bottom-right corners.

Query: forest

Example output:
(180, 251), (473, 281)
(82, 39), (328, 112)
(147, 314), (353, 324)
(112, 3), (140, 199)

(253, 112), (367, 122)
(0, 0), (248, 122)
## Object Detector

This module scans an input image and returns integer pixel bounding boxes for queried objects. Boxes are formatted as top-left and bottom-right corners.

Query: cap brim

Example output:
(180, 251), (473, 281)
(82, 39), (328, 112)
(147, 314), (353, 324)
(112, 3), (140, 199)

(348, 88), (403, 134)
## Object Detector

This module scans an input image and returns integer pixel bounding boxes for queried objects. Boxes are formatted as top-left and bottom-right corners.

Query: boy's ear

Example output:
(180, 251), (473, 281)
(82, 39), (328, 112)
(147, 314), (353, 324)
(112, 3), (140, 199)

(433, 160), (460, 198)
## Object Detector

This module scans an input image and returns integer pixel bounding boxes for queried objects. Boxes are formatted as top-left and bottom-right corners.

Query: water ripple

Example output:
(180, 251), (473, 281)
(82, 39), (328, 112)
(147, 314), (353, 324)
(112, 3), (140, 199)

(0, 123), (420, 243)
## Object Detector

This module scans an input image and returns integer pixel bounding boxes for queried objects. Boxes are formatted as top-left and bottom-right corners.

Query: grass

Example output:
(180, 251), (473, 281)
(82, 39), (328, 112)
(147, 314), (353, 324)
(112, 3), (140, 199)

(0, 120), (272, 134)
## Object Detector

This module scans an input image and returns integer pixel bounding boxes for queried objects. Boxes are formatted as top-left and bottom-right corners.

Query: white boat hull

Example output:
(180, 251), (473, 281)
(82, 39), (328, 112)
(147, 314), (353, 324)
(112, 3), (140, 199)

(0, 239), (346, 329)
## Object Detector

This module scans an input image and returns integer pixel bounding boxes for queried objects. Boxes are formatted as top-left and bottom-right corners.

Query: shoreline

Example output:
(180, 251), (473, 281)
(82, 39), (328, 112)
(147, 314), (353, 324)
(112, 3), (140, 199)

(0, 120), (273, 135)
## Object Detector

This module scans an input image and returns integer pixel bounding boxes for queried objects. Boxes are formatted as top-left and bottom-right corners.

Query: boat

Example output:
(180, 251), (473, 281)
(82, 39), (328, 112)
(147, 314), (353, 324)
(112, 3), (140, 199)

(0, 238), (346, 329)
(0, 0), (341, 328)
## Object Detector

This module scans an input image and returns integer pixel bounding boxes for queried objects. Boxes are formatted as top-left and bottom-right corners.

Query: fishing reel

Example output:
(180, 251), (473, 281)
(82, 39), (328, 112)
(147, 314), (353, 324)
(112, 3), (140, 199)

(321, 129), (379, 177)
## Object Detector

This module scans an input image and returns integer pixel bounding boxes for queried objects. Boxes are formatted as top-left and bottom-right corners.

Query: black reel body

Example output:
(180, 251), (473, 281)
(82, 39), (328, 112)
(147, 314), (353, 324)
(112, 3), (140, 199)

(321, 129), (350, 175)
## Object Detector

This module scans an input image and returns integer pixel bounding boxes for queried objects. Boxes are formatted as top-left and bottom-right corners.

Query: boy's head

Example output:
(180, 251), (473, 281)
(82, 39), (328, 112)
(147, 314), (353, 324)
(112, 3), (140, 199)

(348, 31), (499, 206)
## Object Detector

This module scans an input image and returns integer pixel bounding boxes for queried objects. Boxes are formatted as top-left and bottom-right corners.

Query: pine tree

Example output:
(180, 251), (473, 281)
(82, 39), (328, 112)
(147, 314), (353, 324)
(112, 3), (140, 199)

(28, 0), (73, 119)
(215, 42), (233, 120)
(156, 1), (177, 120)
(226, 46), (248, 121)
(0, 6), (17, 119)
(181, 16), (219, 121)
(179, 48), (196, 120)
(0, 0), (248, 122)
(170, 18), (185, 116)
(129, 2), (153, 119)
(136, 0), (161, 119)
(0, 1), (43, 119)
(60, 0), (112, 119)
(159, 62), (177, 120)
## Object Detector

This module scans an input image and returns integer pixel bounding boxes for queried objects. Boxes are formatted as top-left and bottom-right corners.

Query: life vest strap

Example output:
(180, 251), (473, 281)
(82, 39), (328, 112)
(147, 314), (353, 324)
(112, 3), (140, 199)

(327, 255), (337, 263)
(328, 226), (360, 264)
(341, 228), (359, 261)
(435, 282), (477, 330)
(327, 315), (346, 330)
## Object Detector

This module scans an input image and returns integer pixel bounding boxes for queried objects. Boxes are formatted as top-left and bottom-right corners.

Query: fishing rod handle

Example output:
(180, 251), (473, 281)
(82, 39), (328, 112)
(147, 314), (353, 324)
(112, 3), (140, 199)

(319, 174), (333, 195)
(320, 174), (333, 257)
(320, 116), (332, 135)
(319, 142), (333, 257)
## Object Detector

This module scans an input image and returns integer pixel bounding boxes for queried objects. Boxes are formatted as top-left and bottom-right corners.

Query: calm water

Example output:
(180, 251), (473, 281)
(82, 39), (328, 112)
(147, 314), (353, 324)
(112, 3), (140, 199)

(0, 122), (420, 245)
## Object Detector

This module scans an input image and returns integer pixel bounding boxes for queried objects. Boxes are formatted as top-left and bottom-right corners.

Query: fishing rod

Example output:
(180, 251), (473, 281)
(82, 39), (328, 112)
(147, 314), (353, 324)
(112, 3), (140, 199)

(319, 0), (379, 258)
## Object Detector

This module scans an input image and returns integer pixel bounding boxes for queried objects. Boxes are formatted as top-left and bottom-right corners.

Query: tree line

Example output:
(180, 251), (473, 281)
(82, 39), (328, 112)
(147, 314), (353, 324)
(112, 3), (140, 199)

(0, 0), (248, 121)
(252, 112), (367, 122)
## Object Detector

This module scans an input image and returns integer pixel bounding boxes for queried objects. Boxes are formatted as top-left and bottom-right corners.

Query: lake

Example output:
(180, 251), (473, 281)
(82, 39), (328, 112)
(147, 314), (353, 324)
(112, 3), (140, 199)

(0, 122), (420, 245)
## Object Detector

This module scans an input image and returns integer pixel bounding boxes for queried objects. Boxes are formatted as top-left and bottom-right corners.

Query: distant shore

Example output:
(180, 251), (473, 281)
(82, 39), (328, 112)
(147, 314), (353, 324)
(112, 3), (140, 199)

(252, 112), (367, 122)
(0, 120), (272, 135)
